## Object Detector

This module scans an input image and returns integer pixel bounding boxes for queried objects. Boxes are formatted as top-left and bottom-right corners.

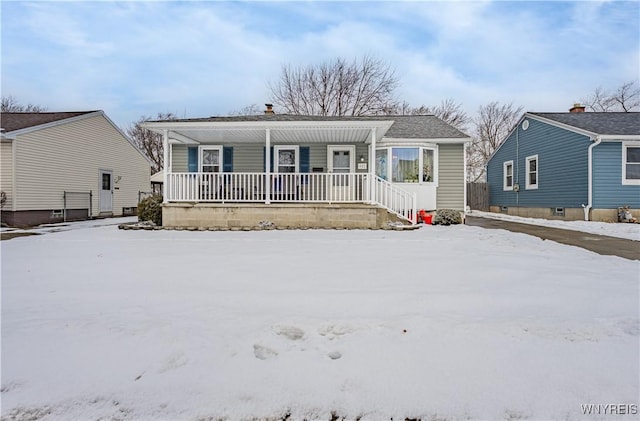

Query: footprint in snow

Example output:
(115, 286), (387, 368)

(273, 325), (305, 341)
(253, 344), (278, 360)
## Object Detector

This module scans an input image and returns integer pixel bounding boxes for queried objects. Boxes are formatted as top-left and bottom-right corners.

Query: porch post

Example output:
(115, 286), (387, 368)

(162, 129), (169, 203)
(265, 128), (271, 204)
(369, 127), (377, 204)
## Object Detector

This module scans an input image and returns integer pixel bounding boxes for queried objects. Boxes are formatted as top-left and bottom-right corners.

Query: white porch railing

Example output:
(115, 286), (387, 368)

(368, 175), (417, 224)
(166, 172), (416, 223)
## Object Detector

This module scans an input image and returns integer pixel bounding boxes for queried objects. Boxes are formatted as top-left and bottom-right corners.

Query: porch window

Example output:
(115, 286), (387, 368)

(275, 146), (299, 173)
(199, 146), (222, 173)
(525, 155), (538, 189)
(623, 142), (640, 185)
(503, 160), (513, 191)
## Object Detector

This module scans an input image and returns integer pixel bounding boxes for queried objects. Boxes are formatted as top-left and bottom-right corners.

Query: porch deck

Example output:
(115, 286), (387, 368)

(164, 172), (417, 225)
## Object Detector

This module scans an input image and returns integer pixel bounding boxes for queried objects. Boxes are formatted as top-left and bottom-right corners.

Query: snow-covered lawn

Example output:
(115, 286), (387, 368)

(1, 223), (638, 420)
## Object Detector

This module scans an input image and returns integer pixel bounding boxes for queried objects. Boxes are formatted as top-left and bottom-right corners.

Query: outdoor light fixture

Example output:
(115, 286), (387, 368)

(359, 155), (365, 162)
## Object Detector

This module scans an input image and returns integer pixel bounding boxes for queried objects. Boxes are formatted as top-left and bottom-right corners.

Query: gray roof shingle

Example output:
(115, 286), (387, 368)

(1, 111), (96, 133)
(158, 114), (470, 139)
(529, 112), (640, 136)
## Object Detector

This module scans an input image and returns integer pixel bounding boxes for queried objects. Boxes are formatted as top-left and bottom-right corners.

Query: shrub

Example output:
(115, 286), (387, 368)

(433, 208), (462, 226)
(138, 195), (163, 225)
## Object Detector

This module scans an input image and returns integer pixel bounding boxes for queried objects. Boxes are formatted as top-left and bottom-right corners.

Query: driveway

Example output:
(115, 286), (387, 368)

(466, 216), (640, 261)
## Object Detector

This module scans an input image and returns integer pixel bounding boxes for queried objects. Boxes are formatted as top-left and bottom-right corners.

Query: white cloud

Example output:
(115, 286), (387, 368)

(2, 0), (637, 128)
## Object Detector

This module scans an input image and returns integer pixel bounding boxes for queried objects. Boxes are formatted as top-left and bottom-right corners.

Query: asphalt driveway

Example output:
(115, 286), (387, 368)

(466, 216), (640, 261)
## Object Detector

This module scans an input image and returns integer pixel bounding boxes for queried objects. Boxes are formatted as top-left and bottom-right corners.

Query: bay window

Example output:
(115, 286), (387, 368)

(376, 147), (437, 183)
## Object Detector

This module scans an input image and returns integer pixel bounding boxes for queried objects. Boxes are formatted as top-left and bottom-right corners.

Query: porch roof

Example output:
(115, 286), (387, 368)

(142, 115), (395, 145)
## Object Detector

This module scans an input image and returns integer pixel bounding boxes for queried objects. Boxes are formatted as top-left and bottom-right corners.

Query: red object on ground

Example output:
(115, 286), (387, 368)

(418, 210), (433, 224)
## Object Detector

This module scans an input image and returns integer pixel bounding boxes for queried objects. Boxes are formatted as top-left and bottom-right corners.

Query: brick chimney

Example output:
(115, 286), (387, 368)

(264, 103), (274, 114)
(569, 103), (586, 113)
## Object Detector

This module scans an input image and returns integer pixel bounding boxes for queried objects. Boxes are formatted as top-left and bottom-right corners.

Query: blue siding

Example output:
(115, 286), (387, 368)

(593, 142), (640, 208)
(487, 118), (591, 207)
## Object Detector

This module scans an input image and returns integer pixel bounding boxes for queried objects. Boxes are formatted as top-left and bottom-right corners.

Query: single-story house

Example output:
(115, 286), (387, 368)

(0, 111), (152, 227)
(142, 108), (470, 229)
(486, 105), (640, 221)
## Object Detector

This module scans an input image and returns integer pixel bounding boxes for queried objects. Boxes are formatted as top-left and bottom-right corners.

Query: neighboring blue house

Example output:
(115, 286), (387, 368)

(487, 106), (639, 221)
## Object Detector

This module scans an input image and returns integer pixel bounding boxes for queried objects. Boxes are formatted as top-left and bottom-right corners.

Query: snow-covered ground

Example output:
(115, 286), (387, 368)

(1, 222), (638, 420)
(468, 210), (640, 241)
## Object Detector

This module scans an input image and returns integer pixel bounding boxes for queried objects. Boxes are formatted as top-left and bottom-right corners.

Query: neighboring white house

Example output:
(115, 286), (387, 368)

(0, 110), (152, 227)
(142, 110), (470, 229)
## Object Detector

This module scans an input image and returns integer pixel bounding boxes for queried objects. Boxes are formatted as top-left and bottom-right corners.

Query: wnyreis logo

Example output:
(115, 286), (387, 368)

(581, 404), (638, 416)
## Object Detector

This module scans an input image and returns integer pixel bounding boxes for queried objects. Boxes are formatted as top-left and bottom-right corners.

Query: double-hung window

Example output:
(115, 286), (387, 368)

(503, 161), (514, 191)
(274, 146), (299, 173)
(525, 155), (538, 190)
(199, 146), (222, 173)
(623, 142), (640, 185)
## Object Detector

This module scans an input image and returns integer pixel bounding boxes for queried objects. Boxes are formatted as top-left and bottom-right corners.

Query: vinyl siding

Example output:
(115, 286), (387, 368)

(487, 117), (590, 207)
(13, 114), (151, 215)
(436, 143), (465, 210)
(593, 142), (640, 208)
(0, 142), (14, 210)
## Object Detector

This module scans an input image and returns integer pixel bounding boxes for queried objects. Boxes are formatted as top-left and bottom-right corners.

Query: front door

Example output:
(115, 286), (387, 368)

(99, 170), (113, 213)
(327, 146), (356, 201)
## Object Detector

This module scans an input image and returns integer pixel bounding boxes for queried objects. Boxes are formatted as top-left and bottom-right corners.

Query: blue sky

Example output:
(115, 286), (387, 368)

(2, 1), (638, 129)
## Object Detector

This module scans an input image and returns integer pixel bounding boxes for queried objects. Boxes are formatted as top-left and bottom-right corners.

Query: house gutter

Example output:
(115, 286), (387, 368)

(583, 135), (602, 221)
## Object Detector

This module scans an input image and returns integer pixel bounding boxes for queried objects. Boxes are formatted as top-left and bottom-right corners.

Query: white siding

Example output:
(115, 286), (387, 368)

(436, 143), (465, 210)
(13, 114), (151, 215)
(0, 142), (14, 210)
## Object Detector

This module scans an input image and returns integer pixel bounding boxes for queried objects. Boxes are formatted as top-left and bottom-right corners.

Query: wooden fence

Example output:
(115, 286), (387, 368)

(467, 182), (489, 211)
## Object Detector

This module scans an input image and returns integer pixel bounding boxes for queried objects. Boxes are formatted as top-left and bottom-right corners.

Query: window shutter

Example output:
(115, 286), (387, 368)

(223, 147), (234, 172)
(263, 146), (274, 171)
(188, 147), (198, 172)
(300, 147), (310, 173)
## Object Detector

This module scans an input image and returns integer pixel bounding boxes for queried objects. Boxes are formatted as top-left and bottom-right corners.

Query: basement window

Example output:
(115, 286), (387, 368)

(552, 207), (565, 217)
(51, 210), (63, 218)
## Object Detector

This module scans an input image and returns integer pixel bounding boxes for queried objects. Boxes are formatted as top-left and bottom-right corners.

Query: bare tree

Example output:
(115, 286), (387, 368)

(1, 95), (48, 112)
(268, 55), (398, 116)
(126, 112), (177, 173)
(227, 104), (263, 116)
(467, 101), (523, 181)
(580, 81), (639, 112)
(407, 98), (470, 131)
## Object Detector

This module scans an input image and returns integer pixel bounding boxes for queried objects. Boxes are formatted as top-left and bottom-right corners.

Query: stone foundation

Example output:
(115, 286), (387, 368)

(162, 203), (404, 229)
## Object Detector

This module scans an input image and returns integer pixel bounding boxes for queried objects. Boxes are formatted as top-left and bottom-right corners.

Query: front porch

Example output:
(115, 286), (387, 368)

(164, 171), (417, 227)
(142, 115), (431, 227)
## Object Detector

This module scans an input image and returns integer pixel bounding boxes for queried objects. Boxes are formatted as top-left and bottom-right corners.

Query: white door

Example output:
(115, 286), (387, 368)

(99, 170), (113, 213)
(327, 146), (356, 201)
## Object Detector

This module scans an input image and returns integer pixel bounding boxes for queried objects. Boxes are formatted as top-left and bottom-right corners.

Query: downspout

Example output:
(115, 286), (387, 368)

(463, 141), (468, 213)
(11, 137), (17, 212)
(515, 123), (519, 206)
(583, 135), (602, 221)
